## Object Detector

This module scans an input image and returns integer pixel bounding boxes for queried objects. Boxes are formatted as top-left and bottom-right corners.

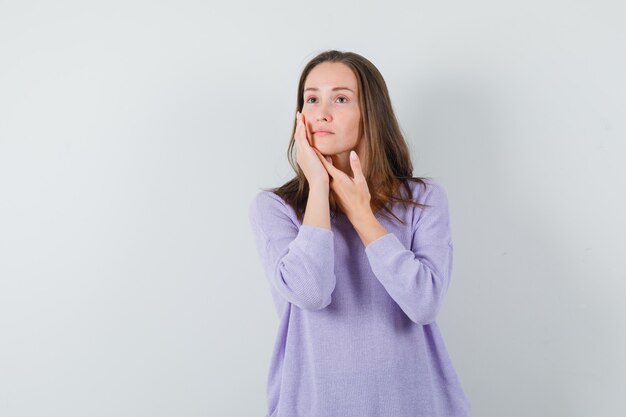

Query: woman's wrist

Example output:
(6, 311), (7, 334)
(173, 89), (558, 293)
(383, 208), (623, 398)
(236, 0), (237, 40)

(304, 180), (331, 229)
(308, 179), (329, 193)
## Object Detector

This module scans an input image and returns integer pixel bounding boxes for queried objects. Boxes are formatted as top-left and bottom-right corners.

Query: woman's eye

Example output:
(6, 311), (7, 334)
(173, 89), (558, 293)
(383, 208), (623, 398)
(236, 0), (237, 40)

(305, 96), (348, 104)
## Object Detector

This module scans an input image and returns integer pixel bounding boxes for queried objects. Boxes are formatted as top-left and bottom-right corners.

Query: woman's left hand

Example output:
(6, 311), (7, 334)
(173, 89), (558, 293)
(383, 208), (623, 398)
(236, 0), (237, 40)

(312, 148), (373, 223)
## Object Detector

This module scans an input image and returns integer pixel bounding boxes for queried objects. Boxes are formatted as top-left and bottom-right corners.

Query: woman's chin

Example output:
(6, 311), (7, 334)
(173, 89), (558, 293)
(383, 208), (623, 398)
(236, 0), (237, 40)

(312, 145), (332, 156)
(313, 145), (340, 156)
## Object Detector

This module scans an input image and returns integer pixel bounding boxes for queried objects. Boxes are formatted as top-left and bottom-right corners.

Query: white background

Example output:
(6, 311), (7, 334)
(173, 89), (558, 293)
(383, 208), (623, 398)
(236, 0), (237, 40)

(1, 1), (624, 416)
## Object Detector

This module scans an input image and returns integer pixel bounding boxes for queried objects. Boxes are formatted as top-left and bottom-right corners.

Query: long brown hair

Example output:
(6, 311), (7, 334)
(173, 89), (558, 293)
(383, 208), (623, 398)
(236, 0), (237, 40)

(263, 50), (432, 225)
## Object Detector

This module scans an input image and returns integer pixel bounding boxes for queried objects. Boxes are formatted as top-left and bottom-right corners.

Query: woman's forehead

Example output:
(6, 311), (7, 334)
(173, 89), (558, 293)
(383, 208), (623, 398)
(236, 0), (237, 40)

(304, 62), (358, 92)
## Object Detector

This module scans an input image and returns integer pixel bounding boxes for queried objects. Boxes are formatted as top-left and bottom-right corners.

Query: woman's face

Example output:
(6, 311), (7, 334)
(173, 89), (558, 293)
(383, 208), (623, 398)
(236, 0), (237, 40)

(301, 62), (362, 156)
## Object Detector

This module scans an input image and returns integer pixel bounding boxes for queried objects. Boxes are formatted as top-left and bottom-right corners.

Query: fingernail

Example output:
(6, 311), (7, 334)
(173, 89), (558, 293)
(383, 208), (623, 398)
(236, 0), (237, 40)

(350, 150), (357, 160)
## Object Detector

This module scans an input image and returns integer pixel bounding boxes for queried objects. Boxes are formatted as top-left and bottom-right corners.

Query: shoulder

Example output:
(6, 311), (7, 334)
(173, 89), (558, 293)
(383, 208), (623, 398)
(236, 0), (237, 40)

(406, 178), (451, 230)
(406, 177), (449, 206)
(249, 189), (284, 211)
(248, 189), (298, 228)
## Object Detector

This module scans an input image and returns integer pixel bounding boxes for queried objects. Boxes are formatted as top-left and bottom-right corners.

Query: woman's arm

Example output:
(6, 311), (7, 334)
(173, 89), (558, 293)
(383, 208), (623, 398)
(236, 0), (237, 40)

(364, 181), (454, 325)
(249, 190), (336, 311)
(303, 180), (331, 230)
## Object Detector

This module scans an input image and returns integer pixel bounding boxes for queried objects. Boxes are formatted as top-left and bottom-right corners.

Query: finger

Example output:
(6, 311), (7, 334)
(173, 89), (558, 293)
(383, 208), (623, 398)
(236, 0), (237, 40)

(312, 148), (333, 174)
(349, 150), (366, 181)
(300, 112), (313, 147)
(315, 150), (349, 183)
(294, 112), (307, 146)
(294, 112), (304, 147)
(315, 151), (344, 185)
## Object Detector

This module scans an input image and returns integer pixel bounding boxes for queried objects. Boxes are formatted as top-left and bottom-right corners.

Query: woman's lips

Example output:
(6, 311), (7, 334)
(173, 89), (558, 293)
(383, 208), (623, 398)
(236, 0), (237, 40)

(314, 131), (333, 136)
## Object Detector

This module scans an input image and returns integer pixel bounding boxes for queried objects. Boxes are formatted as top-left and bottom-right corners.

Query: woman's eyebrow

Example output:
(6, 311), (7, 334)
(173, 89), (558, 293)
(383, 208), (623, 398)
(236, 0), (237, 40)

(304, 87), (355, 93)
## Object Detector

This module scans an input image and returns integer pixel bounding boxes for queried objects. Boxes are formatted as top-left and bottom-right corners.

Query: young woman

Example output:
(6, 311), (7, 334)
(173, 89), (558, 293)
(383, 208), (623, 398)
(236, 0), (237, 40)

(248, 50), (471, 417)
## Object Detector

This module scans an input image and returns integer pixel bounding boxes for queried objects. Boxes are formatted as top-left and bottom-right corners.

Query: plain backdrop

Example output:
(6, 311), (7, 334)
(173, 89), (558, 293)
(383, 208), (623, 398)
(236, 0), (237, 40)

(1, 1), (625, 416)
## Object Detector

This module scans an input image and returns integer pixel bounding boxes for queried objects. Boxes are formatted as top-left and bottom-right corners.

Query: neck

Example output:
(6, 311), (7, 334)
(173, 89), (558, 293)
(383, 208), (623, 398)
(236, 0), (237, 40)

(330, 142), (367, 177)
(330, 151), (352, 177)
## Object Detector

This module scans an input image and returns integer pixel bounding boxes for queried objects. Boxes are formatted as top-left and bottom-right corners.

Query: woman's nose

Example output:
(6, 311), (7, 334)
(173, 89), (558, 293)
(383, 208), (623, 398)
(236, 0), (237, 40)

(316, 108), (331, 122)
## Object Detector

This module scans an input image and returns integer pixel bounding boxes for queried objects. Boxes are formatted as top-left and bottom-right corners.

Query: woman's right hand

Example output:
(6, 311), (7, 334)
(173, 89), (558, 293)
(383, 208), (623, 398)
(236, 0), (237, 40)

(294, 111), (329, 187)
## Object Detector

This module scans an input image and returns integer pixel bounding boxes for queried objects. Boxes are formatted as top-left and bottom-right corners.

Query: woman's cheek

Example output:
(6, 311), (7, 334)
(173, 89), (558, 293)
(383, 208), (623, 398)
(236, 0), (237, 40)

(351, 115), (361, 131)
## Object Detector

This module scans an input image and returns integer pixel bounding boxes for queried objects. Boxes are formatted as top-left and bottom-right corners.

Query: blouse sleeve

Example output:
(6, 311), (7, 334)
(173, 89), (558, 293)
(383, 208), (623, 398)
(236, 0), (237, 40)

(364, 181), (454, 325)
(248, 191), (337, 311)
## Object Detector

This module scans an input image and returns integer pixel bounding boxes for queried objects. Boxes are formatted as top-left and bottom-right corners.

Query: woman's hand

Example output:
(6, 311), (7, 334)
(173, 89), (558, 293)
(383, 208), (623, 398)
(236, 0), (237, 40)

(294, 111), (330, 187)
(313, 148), (373, 223)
